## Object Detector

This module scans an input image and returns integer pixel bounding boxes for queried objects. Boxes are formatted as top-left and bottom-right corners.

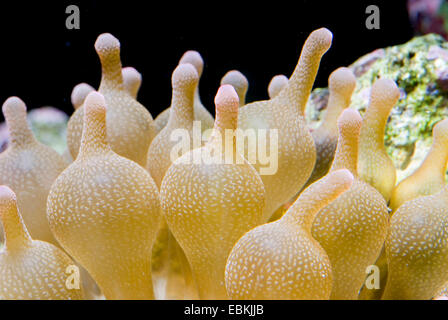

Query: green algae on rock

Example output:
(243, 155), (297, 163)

(306, 33), (448, 182)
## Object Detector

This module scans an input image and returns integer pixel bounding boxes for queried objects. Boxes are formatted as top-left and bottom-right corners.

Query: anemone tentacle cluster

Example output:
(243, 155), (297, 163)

(305, 67), (356, 188)
(0, 97), (67, 245)
(67, 33), (155, 167)
(0, 185), (84, 300)
(1, 28), (447, 301)
(153, 50), (214, 135)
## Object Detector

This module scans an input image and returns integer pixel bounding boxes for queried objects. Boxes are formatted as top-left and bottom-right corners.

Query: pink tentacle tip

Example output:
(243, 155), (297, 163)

(215, 85), (239, 112)
(332, 169), (354, 187)
(84, 91), (107, 115)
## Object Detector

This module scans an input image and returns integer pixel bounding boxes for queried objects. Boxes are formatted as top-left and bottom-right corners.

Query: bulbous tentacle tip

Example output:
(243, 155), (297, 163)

(71, 83), (95, 110)
(337, 108), (362, 129)
(0, 185), (16, 206)
(84, 91), (107, 118)
(268, 75), (289, 98)
(221, 70), (248, 87)
(172, 63), (199, 89)
(215, 84), (239, 113)
(95, 33), (121, 55)
(269, 74), (289, 86)
(293, 168), (354, 226)
(179, 50), (204, 76)
(329, 67), (357, 94)
(2, 96), (27, 118)
(307, 27), (333, 54)
(371, 78), (400, 104)
(328, 168), (354, 190)
(122, 67), (142, 83)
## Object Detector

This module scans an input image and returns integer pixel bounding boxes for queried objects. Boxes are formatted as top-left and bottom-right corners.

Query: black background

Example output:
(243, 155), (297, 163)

(0, 0), (413, 121)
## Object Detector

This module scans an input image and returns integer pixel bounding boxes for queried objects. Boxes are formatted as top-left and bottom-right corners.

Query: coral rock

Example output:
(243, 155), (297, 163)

(306, 34), (448, 183)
